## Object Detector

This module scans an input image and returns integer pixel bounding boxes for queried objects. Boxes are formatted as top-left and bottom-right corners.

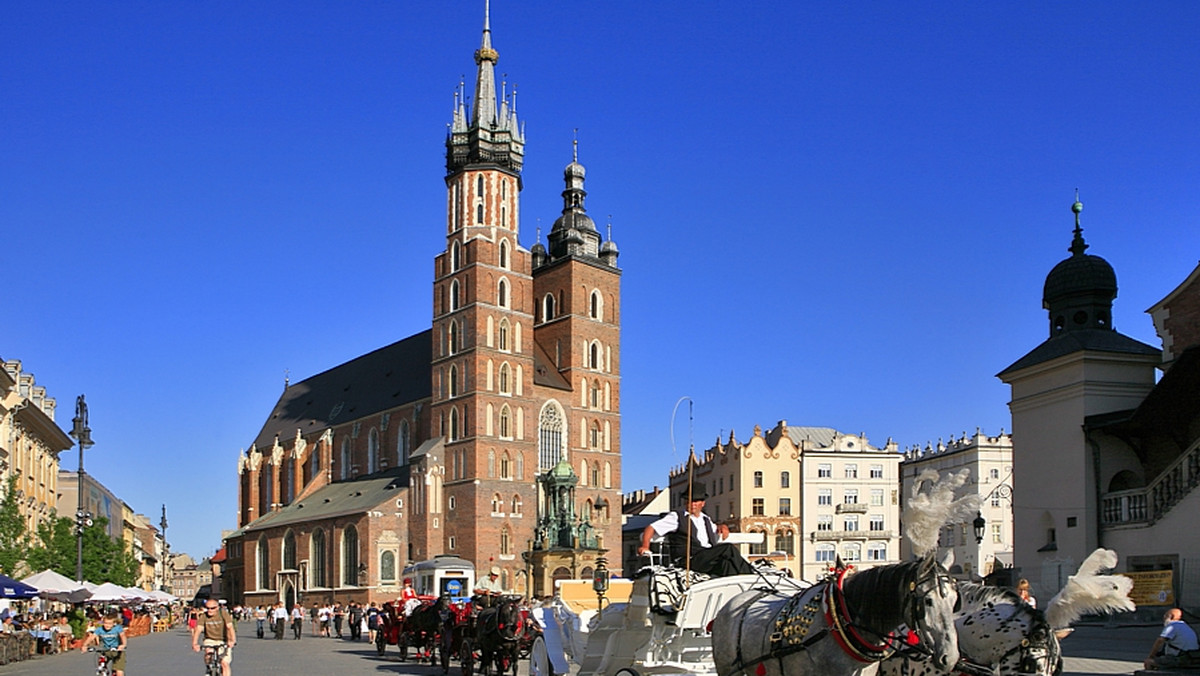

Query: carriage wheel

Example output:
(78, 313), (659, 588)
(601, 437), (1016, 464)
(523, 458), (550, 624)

(460, 638), (475, 676)
(529, 636), (554, 676)
(613, 669), (640, 676)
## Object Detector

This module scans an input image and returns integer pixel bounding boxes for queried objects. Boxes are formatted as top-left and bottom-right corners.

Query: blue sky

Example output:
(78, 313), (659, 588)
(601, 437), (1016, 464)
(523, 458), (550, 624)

(4, 2), (1198, 560)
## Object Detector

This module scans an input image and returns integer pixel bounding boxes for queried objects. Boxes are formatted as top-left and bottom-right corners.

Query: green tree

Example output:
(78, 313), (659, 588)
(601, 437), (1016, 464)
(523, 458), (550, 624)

(24, 515), (140, 585)
(0, 476), (29, 575)
(25, 515), (75, 577)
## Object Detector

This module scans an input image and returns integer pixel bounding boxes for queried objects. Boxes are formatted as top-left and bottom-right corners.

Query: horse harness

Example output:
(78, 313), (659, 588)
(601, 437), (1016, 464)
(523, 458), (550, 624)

(732, 563), (950, 676)
(953, 624), (1056, 676)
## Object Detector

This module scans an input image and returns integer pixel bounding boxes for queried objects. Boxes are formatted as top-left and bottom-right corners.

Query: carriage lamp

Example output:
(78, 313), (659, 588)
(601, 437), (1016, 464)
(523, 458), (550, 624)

(973, 512), (986, 544)
(593, 557), (610, 618)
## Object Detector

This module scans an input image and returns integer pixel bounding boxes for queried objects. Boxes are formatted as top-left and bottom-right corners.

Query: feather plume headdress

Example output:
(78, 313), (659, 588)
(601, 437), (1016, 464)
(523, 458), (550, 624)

(903, 469), (981, 558)
(1045, 548), (1135, 629)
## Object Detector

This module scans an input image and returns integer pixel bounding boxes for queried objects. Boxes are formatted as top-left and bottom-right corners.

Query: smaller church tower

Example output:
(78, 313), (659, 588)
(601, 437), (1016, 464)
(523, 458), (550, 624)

(999, 197), (1159, 599)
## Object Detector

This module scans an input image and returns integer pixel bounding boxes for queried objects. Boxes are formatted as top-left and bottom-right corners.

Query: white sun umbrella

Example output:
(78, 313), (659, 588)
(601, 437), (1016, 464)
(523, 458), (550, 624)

(89, 582), (139, 603)
(151, 590), (178, 603)
(21, 569), (92, 603)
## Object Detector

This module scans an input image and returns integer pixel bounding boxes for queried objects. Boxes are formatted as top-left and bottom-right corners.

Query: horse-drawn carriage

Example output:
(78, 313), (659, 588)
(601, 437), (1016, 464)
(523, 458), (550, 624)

(373, 555), (541, 676)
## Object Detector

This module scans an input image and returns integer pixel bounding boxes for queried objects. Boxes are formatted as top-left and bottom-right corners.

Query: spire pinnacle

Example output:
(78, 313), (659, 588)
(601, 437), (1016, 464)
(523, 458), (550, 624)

(573, 128), (579, 163)
(1069, 190), (1088, 255)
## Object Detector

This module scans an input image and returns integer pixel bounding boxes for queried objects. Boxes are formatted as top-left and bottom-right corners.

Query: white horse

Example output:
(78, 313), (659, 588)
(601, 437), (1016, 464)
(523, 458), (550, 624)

(711, 554), (961, 676)
(878, 548), (1135, 676)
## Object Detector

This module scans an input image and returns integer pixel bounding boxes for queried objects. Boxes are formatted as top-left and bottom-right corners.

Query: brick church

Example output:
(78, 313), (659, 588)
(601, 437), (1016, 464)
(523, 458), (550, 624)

(224, 4), (623, 607)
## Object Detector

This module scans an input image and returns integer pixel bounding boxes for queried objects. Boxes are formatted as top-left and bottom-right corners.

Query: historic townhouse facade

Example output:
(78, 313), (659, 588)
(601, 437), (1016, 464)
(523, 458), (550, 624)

(226, 5), (623, 607)
(669, 421), (901, 582)
(0, 360), (71, 544)
(899, 429), (1014, 581)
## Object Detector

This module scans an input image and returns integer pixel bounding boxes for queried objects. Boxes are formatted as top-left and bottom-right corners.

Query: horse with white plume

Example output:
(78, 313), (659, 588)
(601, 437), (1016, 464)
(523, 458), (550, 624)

(878, 546), (1135, 676)
(710, 469), (978, 676)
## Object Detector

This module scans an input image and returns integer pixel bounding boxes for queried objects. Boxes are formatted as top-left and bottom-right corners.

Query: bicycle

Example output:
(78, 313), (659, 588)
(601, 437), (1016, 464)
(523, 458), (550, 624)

(202, 643), (228, 676)
(88, 647), (124, 676)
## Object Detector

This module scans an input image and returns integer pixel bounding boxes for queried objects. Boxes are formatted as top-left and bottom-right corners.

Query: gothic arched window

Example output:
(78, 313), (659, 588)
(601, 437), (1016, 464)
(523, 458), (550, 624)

(368, 428), (380, 473)
(311, 529), (327, 587)
(397, 420), (410, 466)
(257, 535), (270, 590)
(282, 530), (297, 570)
(497, 279), (508, 308)
(342, 525), (359, 586)
(538, 403), (565, 471)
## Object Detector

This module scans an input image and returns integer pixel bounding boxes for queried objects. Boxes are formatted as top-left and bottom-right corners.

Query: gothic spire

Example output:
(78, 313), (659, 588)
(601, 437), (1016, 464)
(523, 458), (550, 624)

(446, 0), (524, 177)
(472, 0), (498, 127)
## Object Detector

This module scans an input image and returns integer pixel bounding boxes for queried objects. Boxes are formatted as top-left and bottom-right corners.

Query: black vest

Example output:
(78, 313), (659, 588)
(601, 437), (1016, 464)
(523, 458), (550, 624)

(665, 508), (718, 563)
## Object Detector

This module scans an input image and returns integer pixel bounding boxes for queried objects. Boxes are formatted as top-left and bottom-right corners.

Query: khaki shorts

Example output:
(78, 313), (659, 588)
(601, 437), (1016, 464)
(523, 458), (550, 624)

(98, 649), (126, 672)
(201, 639), (233, 664)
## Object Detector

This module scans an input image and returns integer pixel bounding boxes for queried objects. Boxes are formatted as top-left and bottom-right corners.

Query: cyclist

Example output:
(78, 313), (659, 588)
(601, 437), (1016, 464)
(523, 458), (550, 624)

(191, 599), (236, 676)
(80, 612), (127, 676)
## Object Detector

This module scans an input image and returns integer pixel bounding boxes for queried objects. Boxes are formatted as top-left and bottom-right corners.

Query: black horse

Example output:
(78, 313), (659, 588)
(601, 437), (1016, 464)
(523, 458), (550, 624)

(475, 595), (522, 676)
(402, 595), (452, 664)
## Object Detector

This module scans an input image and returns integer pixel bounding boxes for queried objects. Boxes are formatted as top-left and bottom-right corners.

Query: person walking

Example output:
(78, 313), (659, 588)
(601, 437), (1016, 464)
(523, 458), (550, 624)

(271, 603), (287, 640)
(318, 604), (331, 637)
(254, 606), (267, 639)
(332, 603), (345, 638)
(290, 604), (304, 639)
(309, 603), (319, 637)
(348, 602), (363, 641)
(367, 602), (380, 644)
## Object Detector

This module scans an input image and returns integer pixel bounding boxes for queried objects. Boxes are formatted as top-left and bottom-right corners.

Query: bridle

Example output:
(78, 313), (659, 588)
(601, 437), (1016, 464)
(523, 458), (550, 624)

(827, 561), (959, 664)
(954, 603), (1060, 676)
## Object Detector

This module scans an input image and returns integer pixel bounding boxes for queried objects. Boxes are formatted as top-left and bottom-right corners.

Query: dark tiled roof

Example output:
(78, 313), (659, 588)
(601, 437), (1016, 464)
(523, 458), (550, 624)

(1089, 346), (1200, 444)
(998, 329), (1159, 377)
(250, 330), (432, 449)
(242, 467), (410, 533)
(532, 339), (571, 390)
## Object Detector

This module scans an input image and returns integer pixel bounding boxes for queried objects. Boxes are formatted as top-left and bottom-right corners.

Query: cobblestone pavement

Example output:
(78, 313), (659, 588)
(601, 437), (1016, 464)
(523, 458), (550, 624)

(0, 622), (506, 676)
(0, 620), (1164, 676)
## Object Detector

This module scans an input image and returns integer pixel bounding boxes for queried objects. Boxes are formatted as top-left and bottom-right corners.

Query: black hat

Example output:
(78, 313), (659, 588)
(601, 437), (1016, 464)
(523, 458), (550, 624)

(685, 486), (708, 501)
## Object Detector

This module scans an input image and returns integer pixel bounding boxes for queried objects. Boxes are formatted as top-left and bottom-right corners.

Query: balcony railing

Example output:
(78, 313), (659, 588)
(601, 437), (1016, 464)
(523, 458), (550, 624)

(836, 503), (868, 514)
(1101, 440), (1200, 528)
(811, 529), (894, 541)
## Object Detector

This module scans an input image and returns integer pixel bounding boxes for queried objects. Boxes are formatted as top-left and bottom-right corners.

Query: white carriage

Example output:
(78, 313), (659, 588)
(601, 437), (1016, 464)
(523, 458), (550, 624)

(529, 569), (806, 676)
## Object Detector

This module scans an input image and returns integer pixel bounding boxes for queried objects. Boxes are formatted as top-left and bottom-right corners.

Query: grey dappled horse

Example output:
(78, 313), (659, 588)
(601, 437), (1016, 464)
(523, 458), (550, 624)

(879, 582), (1062, 676)
(712, 555), (960, 676)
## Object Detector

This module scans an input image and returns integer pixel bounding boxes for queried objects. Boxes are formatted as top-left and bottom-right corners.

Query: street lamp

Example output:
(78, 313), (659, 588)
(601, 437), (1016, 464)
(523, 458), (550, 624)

(973, 479), (1012, 544)
(69, 395), (95, 583)
(592, 556), (610, 618)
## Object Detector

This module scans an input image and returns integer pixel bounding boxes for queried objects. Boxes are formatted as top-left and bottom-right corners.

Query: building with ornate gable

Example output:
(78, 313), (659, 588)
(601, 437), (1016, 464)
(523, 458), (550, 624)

(668, 421), (901, 582)
(225, 5), (623, 607)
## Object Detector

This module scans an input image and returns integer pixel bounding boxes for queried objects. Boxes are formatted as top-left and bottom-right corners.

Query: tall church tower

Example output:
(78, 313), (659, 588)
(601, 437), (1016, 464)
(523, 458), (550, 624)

(432, 1), (536, 568)
(998, 198), (1158, 598)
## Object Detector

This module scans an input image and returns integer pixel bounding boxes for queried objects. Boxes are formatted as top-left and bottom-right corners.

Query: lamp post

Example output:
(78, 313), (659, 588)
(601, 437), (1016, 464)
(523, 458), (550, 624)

(69, 395), (95, 583)
(592, 556), (610, 619)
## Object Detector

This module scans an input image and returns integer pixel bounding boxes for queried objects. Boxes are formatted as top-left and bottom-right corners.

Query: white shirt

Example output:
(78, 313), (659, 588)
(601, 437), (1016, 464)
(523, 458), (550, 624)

(649, 511), (714, 548)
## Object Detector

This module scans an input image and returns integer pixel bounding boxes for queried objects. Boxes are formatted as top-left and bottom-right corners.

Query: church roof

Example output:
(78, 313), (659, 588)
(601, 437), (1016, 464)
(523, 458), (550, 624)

(241, 466), (409, 534)
(1089, 345), (1200, 443)
(250, 330), (432, 449)
(997, 328), (1159, 377)
(532, 339), (571, 390)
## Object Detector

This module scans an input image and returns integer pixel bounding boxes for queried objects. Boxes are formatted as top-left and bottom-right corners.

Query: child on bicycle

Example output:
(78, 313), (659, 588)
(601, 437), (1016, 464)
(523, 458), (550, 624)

(81, 613), (127, 676)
